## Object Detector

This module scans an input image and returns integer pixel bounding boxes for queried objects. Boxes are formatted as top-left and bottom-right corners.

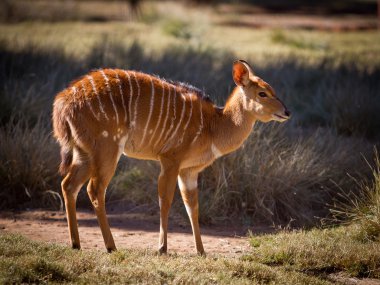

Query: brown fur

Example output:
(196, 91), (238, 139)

(52, 60), (290, 255)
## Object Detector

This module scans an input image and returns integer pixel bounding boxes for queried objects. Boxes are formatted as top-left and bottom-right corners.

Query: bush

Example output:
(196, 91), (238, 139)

(0, 117), (60, 209)
(330, 150), (380, 241)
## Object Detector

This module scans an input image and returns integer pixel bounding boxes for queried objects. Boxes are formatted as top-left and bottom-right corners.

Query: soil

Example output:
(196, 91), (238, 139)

(0, 208), (257, 257)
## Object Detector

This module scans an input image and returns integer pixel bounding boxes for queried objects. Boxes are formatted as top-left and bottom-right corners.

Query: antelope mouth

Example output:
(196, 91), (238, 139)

(273, 113), (290, 122)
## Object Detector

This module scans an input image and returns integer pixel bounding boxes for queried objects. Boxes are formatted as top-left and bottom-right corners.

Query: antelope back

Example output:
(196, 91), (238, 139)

(53, 69), (214, 159)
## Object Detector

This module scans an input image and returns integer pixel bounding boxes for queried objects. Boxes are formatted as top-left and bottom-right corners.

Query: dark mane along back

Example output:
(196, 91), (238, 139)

(166, 79), (214, 104)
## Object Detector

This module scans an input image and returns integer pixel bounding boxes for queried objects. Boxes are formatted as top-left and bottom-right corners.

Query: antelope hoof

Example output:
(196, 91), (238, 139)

(198, 250), (206, 257)
(107, 247), (117, 253)
(158, 246), (167, 255)
(72, 244), (81, 250)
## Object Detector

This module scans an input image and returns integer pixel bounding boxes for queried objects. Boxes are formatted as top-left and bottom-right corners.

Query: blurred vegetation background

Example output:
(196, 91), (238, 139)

(0, 0), (379, 228)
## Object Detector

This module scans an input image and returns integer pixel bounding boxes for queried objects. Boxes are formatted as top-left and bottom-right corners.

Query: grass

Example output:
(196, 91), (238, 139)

(0, 233), (333, 284)
(1, 223), (379, 284)
(247, 225), (380, 279)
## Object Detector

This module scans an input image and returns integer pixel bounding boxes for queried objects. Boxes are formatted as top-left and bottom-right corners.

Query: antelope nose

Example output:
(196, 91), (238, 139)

(284, 110), (291, 117)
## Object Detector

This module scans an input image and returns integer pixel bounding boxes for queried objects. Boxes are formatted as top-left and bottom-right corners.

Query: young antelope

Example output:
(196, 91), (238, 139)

(52, 60), (290, 255)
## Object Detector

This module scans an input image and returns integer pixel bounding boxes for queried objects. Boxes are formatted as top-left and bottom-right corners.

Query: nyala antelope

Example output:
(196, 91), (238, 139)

(52, 60), (290, 255)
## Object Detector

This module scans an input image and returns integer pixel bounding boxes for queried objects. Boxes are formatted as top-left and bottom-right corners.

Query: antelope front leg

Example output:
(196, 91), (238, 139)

(178, 169), (205, 255)
(157, 158), (179, 254)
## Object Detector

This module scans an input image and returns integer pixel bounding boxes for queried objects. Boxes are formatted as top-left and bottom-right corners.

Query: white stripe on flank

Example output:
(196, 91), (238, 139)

(81, 80), (100, 121)
(132, 73), (141, 129)
(162, 86), (177, 143)
(153, 83), (171, 149)
(100, 70), (119, 124)
(87, 75), (109, 120)
(149, 81), (165, 145)
(191, 99), (203, 144)
(71, 86), (77, 103)
(139, 77), (155, 148)
(124, 71), (134, 128)
(114, 70), (128, 123)
(177, 93), (193, 145)
(162, 92), (186, 151)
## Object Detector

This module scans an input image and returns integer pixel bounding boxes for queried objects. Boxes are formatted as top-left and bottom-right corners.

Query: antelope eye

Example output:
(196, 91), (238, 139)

(258, 92), (267, 98)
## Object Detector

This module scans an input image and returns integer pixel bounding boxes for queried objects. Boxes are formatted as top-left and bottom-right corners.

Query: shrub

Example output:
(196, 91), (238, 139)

(330, 150), (380, 241)
(0, 117), (60, 209)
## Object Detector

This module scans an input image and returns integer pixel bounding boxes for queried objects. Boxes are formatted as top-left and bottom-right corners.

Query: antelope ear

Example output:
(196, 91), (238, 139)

(232, 60), (251, 87)
(239, 60), (255, 76)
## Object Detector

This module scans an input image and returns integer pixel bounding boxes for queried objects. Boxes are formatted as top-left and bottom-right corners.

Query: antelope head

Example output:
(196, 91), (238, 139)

(232, 60), (290, 123)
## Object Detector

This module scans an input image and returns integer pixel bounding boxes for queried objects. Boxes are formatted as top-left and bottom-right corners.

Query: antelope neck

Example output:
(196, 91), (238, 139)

(211, 88), (256, 156)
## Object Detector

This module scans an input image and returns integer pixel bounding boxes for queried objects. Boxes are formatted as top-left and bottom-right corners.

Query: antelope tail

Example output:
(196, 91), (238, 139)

(52, 96), (73, 176)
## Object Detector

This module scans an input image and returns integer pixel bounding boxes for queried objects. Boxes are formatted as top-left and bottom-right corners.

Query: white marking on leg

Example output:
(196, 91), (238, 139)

(178, 175), (198, 216)
(81, 81), (100, 121)
(72, 147), (83, 165)
(124, 71), (134, 128)
(149, 81), (165, 145)
(177, 93), (193, 145)
(114, 70), (128, 123)
(87, 75), (109, 120)
(162, 93), (186, 152)
(184, 204), (192, 216)
(132, 72), (141, 129)
(178, 176), (198, 191)
(154, 83), (171, 149)
(102, 130), (108, 137)
(100, 70), (119, 124)
(191, 99), (203, 144)
(211, 143), (223, 158)
(117, 135), (128, 158)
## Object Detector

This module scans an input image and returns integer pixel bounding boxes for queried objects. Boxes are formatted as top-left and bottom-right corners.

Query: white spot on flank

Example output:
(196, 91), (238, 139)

(211, 143), (223, 158)
(102, 131), (108, 137)
(113, 136), (116, 141)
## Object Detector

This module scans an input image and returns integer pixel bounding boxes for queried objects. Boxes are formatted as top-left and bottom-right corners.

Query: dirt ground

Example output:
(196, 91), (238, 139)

(0, 209), (257, 257)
